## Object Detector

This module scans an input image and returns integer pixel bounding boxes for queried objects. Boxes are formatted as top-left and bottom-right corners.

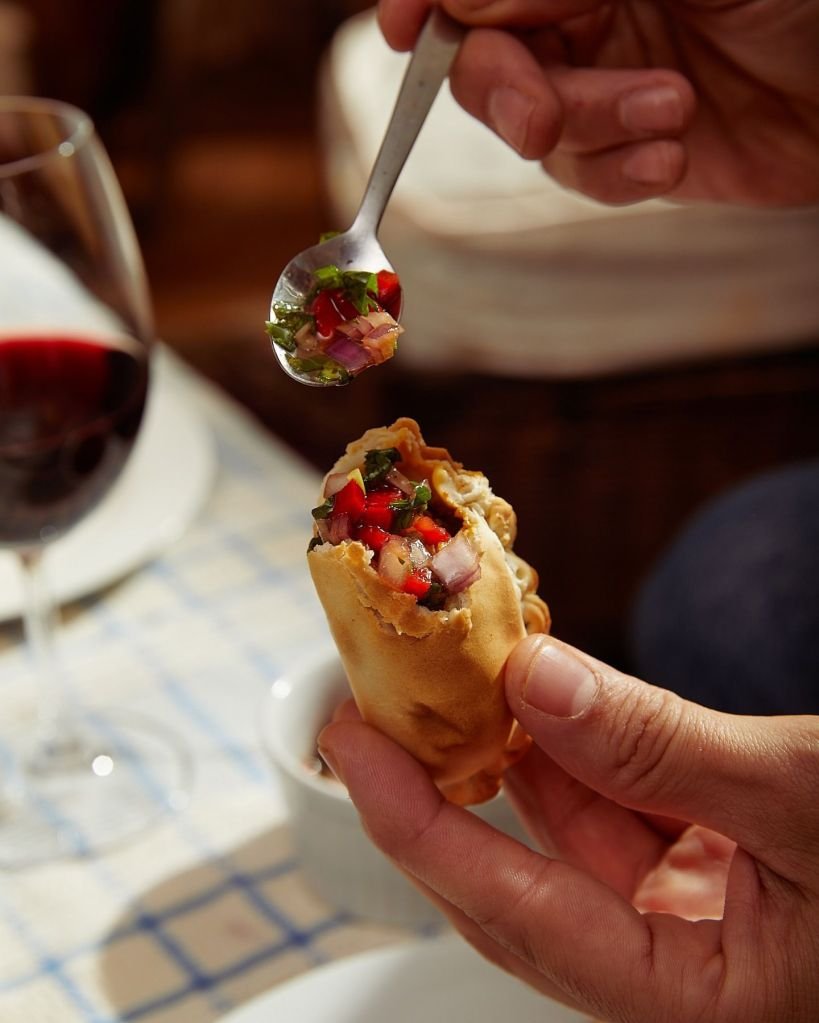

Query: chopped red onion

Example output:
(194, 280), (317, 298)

(336, 319), (364, 341)
(386, 466), (416, 496)
(294, 322), (319, 351)
(377, 536), (411, 591)
(407, 537), (430, 569)
(365, 323), (398, 341)
(324, 472), (349, 497)
(325, 337), (372, 374)
(326, 513), (352, 544)
(430, 532), (481, 593)
(361, 334), (397, 365)
(360, 310), (393, 332)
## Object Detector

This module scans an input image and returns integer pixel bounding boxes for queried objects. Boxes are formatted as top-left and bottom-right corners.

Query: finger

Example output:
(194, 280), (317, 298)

(380, 0), (603, 43)
(548, 66), (695, 153)
(444, 0), (601, 25)
(543, 138), (687, 201)
(641, 813), (690, 841)
(330, 698), (361, 723)
(448, 29), (694, 176)
(399, 872), (591, 1013)
(377, 0), (432, 51)
(325, 703), (655, 999)
(319, 719), (724, 1022)
(543, 140), (691, 203)
(449, 29), (564, 158)
(505, 635), (819, 880)
(505, 741), (672, 899)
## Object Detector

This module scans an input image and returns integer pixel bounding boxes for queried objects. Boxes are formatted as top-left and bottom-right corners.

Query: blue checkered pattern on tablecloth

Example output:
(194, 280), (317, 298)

(0, 348), (416, 1023)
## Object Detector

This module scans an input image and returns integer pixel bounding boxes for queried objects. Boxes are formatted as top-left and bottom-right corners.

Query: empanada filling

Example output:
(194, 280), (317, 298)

(309, 446), (480, 609)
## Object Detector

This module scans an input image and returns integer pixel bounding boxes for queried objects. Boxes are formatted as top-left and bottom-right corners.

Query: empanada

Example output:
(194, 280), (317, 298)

(308, 418), (550, 805)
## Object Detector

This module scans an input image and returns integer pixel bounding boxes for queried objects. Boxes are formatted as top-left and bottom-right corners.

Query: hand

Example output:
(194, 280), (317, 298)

(319, 634), (819, 1022)
(378, 0), (819, 205)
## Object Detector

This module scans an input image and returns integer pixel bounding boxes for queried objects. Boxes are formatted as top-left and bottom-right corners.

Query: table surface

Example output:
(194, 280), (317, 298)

(0, 348), (417, 1023)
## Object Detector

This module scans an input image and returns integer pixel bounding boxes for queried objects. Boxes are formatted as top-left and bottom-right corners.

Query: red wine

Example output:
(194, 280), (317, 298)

(0, 334), (149, 547)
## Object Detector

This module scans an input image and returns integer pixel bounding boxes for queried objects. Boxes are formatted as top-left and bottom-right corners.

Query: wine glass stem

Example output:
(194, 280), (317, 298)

(18, 548), (84, 771)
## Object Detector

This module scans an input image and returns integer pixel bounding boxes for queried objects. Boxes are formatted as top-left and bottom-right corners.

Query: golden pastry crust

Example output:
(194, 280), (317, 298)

(308, 418), (550, 805)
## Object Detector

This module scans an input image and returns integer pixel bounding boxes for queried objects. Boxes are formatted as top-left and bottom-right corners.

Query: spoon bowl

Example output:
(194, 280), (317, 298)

(268, 8), (463, 387)
(269, 230), (401, 388)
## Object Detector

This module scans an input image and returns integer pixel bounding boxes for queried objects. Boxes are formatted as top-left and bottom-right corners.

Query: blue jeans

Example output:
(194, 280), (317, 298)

(630, 460), (819, 715)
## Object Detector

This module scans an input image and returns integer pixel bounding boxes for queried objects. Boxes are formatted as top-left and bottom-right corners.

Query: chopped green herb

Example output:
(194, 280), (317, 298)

(342, 271), (379, 314)
(287, 355), (352, 385)
(265, 321), (296, 352)
(309, 265), (379, 316)
(266, 302), (314, 354)
(313, 264), (343, 287)
(271, 302), (312, 332)
(362, 447), (401, 485)
(418, 581), (446, 610)
(389, 481), (432, 530)
(311, 497), (334, 520)
(319, 230), (341, 243)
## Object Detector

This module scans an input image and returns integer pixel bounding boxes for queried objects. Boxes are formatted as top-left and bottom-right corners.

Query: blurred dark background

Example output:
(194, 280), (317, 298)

(7, 0), (819, 670)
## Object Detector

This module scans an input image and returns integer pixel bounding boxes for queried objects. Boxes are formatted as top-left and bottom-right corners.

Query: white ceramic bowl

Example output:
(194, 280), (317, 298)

(260, 651), (533, 929)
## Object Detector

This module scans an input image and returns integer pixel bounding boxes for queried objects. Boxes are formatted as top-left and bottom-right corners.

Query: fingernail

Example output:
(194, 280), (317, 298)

(518, 639), (598, 718)
(621, 142), (678, 185)
(317, 732), (346, 784)
(619, 86), (684, 133)
(488, 86), (535, 154)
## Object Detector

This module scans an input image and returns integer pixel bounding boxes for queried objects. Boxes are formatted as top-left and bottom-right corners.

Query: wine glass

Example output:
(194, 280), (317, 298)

(0, 96), (190, 866)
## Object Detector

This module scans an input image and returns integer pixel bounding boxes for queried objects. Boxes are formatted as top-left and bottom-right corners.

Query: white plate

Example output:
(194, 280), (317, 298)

(0, 357), (216, 620)
(218, 934), (588, 1023)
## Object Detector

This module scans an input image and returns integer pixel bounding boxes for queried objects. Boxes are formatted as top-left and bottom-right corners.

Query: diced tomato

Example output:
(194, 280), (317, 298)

(354, 524), (391, 550)
(311, 288), (360, 337)
(365, 486), (403, 506)
(311, 290), (344, 337)
(332, 479), (366, 518)
(407, 514), (450, 546)
(360, 485), (402, 528)
(376, 270), (402, 318)
(402, 567), (432, 598)
(331, 289), (359, 320)
(359, 502), (394, 530)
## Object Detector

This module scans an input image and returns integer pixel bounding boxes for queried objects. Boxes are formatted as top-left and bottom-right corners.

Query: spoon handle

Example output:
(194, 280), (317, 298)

(350, 8), (464, 239)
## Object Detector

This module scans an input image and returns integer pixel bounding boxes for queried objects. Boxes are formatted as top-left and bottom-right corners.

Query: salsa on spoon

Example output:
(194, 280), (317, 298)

(267, 254), (403, 384)
(266, 8), (463, 387)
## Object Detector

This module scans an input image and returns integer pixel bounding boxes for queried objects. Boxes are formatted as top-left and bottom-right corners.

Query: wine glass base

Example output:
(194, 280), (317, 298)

(0, 711), (192, 869)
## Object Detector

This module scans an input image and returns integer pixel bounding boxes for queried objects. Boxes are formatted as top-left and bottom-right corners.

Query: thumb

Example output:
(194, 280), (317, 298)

(505, 635), (819, 881)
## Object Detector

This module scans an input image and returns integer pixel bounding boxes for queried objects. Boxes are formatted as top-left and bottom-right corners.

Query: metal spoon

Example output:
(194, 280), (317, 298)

(268, 8), (464, 387)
